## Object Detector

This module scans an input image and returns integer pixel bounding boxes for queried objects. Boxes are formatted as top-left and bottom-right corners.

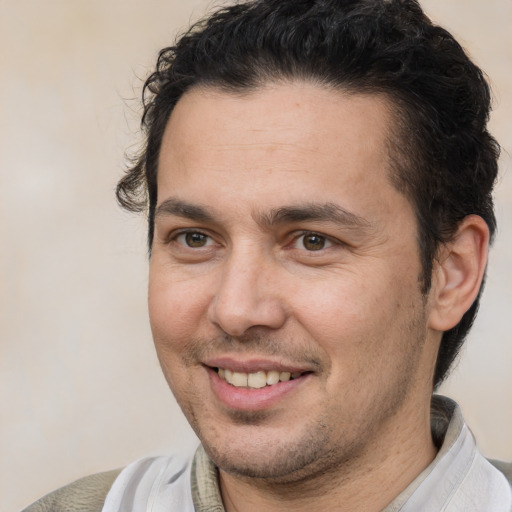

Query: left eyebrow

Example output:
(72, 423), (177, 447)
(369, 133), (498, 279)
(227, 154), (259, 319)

(258, 202), (375, 232)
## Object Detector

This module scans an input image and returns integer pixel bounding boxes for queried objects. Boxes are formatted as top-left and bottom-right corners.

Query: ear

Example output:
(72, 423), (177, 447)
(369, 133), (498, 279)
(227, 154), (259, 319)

(428, 215), (490, 331)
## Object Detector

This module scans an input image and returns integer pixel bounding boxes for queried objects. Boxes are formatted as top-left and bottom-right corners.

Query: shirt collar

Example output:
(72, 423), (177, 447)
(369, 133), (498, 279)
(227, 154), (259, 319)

(383, 394), (463, 511)
(191, 442), (225, 511)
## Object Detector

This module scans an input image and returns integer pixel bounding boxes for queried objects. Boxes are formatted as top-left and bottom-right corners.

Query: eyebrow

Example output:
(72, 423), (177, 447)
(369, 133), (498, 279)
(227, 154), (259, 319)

(155, 198), (374, 232)
(155, 198), (215, 223)
(260, 203), (374, 231)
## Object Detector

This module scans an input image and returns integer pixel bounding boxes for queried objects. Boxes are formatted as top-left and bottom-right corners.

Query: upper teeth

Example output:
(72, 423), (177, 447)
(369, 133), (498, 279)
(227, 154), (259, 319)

(218, 368), (302, 388)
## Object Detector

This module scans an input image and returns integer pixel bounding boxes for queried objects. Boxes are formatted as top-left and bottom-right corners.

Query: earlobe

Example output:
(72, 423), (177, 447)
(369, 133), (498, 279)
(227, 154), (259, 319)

(428, 215), (490, 331)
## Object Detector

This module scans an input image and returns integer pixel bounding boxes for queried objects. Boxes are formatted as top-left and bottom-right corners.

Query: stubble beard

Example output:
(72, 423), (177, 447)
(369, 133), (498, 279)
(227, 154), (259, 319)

(161, 303), (431, 487)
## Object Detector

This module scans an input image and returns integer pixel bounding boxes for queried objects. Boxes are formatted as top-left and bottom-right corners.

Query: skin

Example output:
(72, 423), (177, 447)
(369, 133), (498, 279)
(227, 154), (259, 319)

(148, 82), (489, 511)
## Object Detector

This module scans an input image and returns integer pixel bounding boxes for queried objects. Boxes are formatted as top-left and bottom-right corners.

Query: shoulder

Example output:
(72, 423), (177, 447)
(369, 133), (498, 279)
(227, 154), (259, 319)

(489, 459), (512, 487)
(21, 468), (122, 512)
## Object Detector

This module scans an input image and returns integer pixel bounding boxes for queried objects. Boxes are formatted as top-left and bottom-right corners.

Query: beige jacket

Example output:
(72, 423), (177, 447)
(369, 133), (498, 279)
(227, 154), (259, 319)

(22, 469), (121, 512)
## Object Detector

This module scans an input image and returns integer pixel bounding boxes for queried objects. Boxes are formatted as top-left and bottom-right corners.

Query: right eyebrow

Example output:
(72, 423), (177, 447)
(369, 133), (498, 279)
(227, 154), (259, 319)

(154, 198), (215, 223)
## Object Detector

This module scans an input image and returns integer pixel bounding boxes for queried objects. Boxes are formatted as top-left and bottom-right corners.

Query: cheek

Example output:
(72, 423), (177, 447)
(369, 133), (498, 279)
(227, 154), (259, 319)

(147, 273), (211, 402)
(292, 272), (414, 368)
(292, 271), (385, 335)
(148, 266), (213, 351)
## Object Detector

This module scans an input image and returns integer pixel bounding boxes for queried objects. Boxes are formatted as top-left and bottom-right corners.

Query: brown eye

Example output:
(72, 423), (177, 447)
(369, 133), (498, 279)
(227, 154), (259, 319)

(186, 232), (207, 247)
(301, 233), (329, 251)
(176, 232), (211, 248)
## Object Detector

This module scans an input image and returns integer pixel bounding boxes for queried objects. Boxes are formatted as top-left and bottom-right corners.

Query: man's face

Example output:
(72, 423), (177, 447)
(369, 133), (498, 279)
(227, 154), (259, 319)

(149, 82), (440, 481)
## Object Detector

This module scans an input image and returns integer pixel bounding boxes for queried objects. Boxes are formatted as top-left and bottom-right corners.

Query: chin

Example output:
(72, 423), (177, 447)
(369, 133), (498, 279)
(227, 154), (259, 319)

(198, 420), (342, 482)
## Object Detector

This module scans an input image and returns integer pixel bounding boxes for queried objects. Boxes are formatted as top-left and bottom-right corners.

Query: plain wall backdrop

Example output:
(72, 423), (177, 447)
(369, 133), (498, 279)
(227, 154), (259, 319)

(1, 1), (511, 510)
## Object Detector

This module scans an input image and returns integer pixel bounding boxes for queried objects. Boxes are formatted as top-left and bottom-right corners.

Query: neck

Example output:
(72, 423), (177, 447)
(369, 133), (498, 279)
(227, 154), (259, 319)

(219, 397), (437, 512)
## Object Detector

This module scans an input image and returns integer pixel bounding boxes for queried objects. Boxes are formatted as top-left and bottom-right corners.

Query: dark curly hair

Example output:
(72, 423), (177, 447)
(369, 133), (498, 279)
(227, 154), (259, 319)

(117, 0), (500, 388)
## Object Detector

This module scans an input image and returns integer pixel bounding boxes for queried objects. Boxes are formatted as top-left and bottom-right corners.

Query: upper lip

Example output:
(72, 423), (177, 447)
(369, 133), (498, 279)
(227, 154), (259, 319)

(203, 356), (315, 374)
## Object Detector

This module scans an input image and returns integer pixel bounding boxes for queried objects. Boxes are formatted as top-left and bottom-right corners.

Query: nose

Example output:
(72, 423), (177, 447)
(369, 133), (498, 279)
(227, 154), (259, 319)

(207, 250), (287, 337)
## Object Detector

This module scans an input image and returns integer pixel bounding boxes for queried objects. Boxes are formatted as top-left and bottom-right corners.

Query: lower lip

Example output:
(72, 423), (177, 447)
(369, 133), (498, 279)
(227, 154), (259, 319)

(206, 367), (310, 411)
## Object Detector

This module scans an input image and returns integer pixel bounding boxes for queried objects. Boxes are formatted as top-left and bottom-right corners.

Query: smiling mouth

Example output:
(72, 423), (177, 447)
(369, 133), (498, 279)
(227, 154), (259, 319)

(215, 368), (307, 389)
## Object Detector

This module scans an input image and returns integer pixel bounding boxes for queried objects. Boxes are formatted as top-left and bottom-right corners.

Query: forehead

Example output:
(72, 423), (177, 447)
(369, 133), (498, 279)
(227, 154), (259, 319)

(157, 82), (407, 223)
(161, 82), (393, 166)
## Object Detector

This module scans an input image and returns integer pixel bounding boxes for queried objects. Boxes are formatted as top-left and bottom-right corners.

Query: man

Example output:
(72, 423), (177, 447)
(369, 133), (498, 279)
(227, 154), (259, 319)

(24, 0), (511, 510)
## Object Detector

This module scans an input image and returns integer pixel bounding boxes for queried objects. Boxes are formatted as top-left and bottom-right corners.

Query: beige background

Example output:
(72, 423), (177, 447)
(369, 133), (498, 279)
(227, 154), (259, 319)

(1, 1), (510, 510)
